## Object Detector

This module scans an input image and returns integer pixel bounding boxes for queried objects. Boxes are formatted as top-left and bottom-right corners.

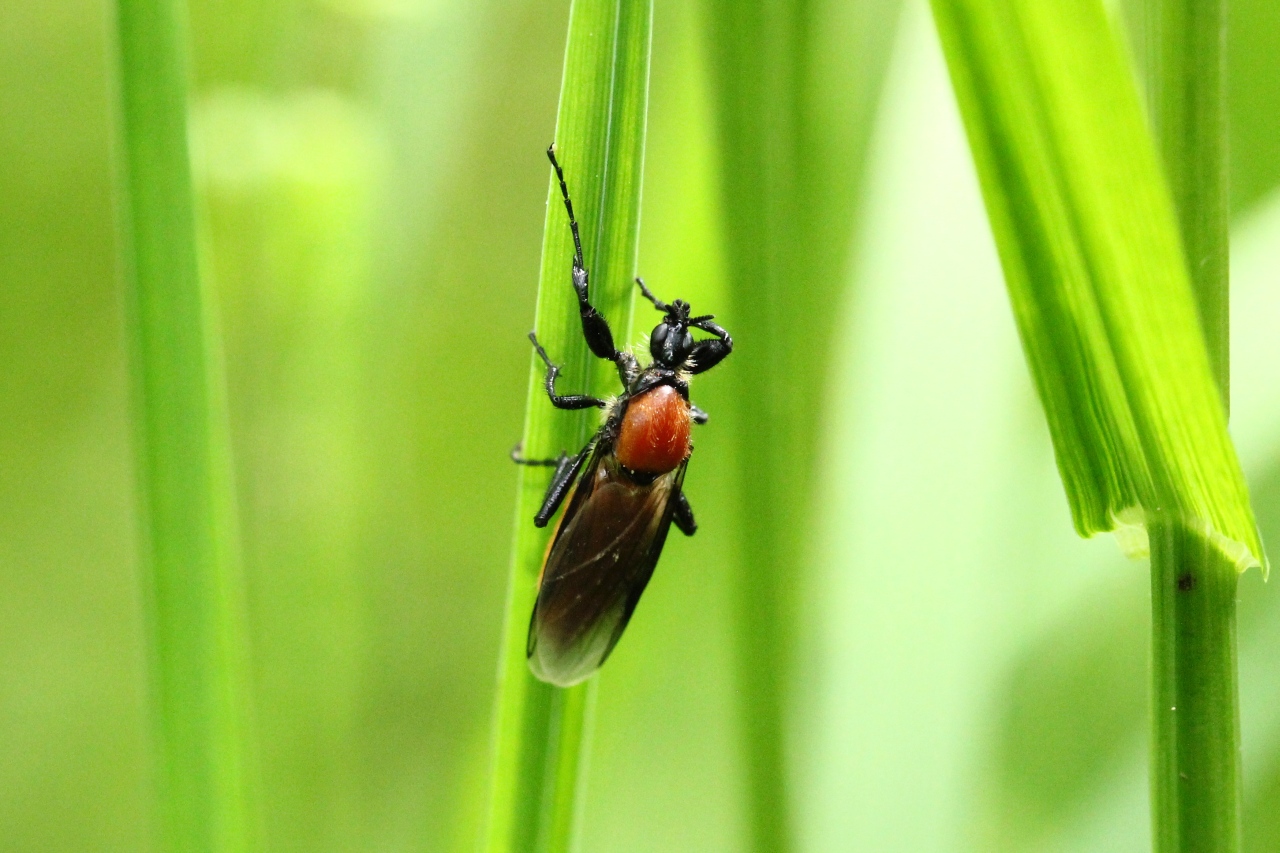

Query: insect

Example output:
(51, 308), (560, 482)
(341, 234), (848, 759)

(512, 145), (733, 687)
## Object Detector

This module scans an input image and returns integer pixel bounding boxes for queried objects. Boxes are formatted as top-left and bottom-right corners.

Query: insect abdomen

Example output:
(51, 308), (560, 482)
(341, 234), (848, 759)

(614, 384), (691, 474)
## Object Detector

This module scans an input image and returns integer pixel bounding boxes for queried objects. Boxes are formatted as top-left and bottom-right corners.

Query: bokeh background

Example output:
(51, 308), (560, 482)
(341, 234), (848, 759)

(3, 0), (1280, 850)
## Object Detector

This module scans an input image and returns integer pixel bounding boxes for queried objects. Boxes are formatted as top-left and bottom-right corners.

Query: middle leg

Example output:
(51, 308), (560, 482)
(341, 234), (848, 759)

(529, 332), (606, 410)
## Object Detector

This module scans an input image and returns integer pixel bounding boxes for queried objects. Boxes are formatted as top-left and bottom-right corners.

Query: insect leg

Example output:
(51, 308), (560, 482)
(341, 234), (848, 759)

(687, 317), (734, 375)
(635, 277), (669, 312)
(510, 444), (564, 466)
(613, 350), (641, 388)
(673, 490), (697, 536)
(546, 145), (626, 368)
(529, 332), (606, 410)
(533, 446), (591, 527)
(689, 403), (709, 425)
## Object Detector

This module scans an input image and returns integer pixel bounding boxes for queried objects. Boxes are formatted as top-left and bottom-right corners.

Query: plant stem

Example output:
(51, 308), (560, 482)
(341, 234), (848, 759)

(705, 12), (801, 846)
(1149, 516), (1241, 853)
(482, 2), (652, 851)
(701, 2), (901, 848)
(112, 0), (256, 850)
(1131, 2), (1239, 850)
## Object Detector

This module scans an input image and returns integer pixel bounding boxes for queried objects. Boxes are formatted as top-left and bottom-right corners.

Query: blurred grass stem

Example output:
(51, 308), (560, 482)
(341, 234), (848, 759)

(705, 9), (803, 846)
(482, 2), (652, 851)
(702, 2), (901, 848)
(1132, 0), (1241, 849)
(112, 0), (257, 850)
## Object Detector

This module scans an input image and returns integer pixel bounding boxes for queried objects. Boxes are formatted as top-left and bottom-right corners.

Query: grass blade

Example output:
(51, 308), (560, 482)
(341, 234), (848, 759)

(111, 0), (256, 849)
(1126, 0), (1230, 400)
(701, 1), (902, 849)
(482, 2), (653, 851)
(928, 0), (1262, 564)
(929, 0), (1264, 850)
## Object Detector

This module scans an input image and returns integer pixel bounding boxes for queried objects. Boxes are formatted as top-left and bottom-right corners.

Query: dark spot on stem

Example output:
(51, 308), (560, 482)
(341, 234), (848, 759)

(1177, 572), (1197, 592)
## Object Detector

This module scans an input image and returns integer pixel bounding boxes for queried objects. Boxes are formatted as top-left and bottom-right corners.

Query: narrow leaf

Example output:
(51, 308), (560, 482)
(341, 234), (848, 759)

(482, 2), (653, 851)
(112, 0), (257, 849)
(1125, 0), (1230, 399)
(929, 0), (1264, 572)
(701, 1), (903, 849)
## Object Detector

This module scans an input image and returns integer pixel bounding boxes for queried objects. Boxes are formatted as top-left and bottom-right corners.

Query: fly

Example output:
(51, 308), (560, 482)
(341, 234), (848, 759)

(512, 144), (733, 687)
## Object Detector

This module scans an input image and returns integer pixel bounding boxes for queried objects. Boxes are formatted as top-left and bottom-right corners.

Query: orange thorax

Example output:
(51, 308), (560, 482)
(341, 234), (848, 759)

(614, 385), (691, 475)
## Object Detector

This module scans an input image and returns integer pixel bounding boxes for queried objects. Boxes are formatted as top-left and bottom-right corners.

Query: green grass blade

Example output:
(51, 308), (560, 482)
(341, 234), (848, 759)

(111, 0), (257, 850)
(928, 0), (1263, 568)
(930, 0), (1263, 850)
(1127, 0), (1230, 401)
(701, 1), (902, 849)
(482, 2), (652, 851)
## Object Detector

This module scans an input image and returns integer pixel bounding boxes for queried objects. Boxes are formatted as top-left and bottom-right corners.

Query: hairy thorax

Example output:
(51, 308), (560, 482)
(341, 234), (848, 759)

(613, 385), (692, 475)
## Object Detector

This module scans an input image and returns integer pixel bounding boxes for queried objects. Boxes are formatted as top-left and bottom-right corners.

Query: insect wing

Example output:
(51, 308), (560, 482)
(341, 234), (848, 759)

(527, 445), (686, 687)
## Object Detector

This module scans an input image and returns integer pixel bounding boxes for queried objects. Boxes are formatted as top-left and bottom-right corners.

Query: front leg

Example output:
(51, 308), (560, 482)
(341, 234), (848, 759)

(613, 350), (641, 388)
(673, 490), (697, 536)
(547, 145), (632, 377)
(574, 272), (639, 388)
(687, 318), (733, 375)
(570, 262), (622, 363)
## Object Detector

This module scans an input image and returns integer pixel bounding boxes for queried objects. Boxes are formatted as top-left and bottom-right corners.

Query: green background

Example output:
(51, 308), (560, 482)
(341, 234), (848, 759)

(3, 0), (1280, 850)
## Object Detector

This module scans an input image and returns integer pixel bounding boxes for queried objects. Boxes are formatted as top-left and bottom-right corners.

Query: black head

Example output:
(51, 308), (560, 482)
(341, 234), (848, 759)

(648, 300), (697, 367)
(634, 277), (731, 374)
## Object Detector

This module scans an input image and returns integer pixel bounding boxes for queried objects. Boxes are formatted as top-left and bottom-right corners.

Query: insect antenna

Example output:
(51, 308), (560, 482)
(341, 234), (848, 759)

(546, 145), (585, 271)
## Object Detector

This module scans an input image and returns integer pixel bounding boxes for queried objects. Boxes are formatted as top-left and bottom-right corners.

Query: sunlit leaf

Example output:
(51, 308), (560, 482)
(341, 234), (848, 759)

(930, 0), (1263, 571)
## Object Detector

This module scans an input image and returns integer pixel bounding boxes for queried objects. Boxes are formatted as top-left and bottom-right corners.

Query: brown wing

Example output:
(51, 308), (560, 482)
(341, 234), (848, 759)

(527, 441), (686, 687)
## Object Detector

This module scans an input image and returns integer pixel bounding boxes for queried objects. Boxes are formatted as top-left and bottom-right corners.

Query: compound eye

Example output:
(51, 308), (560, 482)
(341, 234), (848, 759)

(649, 323), (669, 362)
(679, 330), (694, 359)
